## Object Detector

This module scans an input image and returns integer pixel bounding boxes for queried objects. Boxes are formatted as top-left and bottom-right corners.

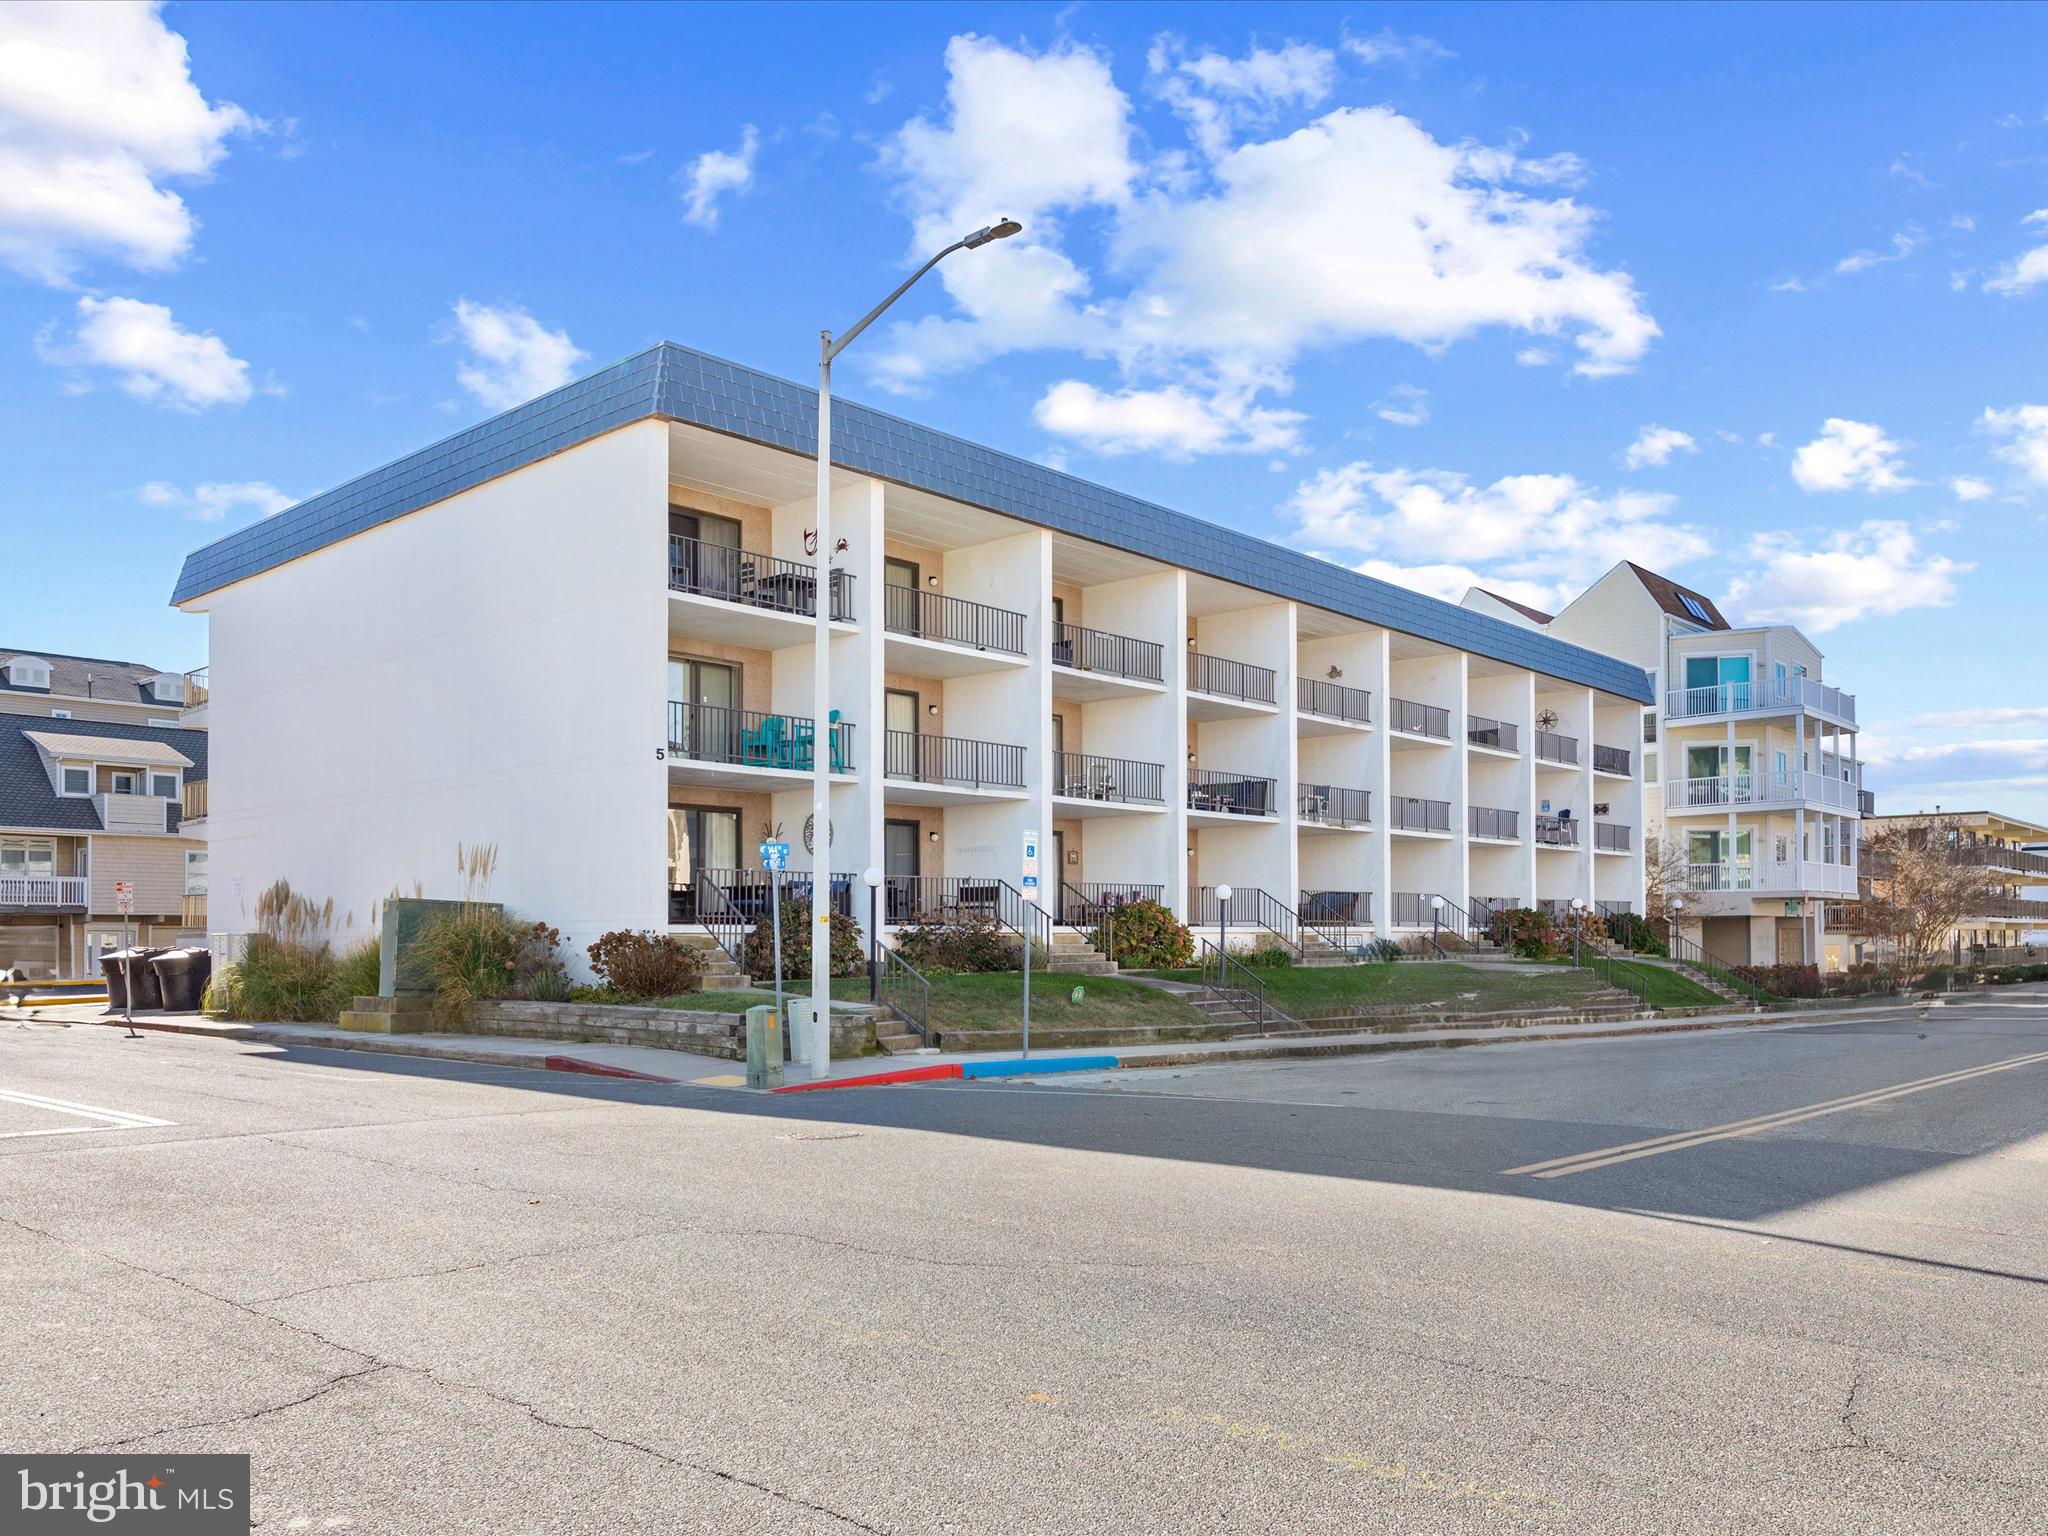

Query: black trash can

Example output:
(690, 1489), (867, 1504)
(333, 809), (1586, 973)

(104, 948), (166, 1011)
(151, 948), (213, 1013)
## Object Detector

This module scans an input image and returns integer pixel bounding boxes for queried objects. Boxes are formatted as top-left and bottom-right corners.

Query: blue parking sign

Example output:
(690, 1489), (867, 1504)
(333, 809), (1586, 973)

(759, 841), (790, 871)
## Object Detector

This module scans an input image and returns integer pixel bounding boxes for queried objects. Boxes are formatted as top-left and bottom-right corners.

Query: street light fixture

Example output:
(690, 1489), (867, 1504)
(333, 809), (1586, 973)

(807, 217), (1022, 1078)
(1670, 897), (1685, 955)
(1430, 893), (1445, 952)
(1569, 896), (1587, 967)
(1215, 883), (1233, 962)
(862, 866), (884, 1002)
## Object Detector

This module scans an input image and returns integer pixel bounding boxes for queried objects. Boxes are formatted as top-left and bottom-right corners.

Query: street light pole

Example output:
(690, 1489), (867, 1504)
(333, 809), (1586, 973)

(1216, 883), (1233, 963)
(807, 218), (1021, 1079)
(1570, 896), (1587, 968)
(863, 866), (883, 1003)
(1430, 894), (1445, 954)
(1670, 897), (1685, 956)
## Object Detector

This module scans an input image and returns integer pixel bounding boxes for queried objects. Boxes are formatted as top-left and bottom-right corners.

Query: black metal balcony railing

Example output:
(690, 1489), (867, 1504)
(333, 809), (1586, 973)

(1187, 651), (1277, 704)
(1595, 822), (1632, 852)
(882, 875), (1050, 947)
(666, 703), (853, 773)
(1188, 769), (1278, 816)
(1059, 881), (1166, 927)
(1391, 892), (1440, 927)
(669, 535), (853, 621)
(884, 730), (1026, 790)
(1535, 814), (1579, 847)
(883, 585), (1027, 655)
(1054, 751), (1166, 804)
(1297, 677), (1373, 724)
(1469, 805), (1520, 840)
(1467, 714), (1520, 752)
(1390, 698), (1452, 739)
(1389, 795), (1452, 833)
(1596, 900), (1634, 920)
(1297, 782), (1370, 827)
(673, 867), (856, 926)
(1593, 743), (1632, 775)
(1051, 622), (1165, 683)
(1535, 730), (1579, 765)
(1300, 889), (1372, 926)
(1470, 895), (1521, 928)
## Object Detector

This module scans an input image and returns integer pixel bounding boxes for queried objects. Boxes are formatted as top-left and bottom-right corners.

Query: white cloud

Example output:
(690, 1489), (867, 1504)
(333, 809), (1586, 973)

(448, 299), (587, 411)
(0, 1), (257, 284)
(37, 294), (252, 408)
(1373, 383), (1429, 427)
(1726, 520), (1970, 632)
(1949, 474), (1994, 502)
(679, 125), (758, 228)
(1768, 276), (1808, 293)
(1033, 376), (1304, 457)
(1289, 459), (1707, 611)
(1340, 29), (1453, 71)
(139, 478), (291, 521)
(872, 35), (1656, 444)
(1790, 418), (1915, 493)
(1623, 424), (1696, 469)
(1835, 228), (1920, 274)
(1949, 213), (1976, 232)
(1978, 403), (2048, 485)
(1908, 705), (2048, 728)
(1983, 210), (2048, 295)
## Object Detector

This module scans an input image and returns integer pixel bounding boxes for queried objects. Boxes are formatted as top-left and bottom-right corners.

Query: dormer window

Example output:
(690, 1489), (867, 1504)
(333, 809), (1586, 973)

(1676, 593), (1713, 625)
(147, 672), (186, 703)
(61, 766), (89, 796)
(5, 656), (51, 689)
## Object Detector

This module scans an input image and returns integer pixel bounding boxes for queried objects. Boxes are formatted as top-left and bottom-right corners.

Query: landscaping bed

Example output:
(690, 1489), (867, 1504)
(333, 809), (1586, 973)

(1134, 962), (1611, 1019)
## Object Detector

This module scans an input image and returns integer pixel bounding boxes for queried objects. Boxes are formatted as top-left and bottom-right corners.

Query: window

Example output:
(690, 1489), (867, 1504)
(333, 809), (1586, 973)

(4, 656), (51, 689)
(110, 771), (138, 795)
(0, 838), (57, 877)
(184, 849), (208, 896)
(49, 709), (70, 720)
(151, 773), (178, 799)
(61, 766), (89, 796)
(1677, 593), (1712, 624)
(148, 718), (177, 728)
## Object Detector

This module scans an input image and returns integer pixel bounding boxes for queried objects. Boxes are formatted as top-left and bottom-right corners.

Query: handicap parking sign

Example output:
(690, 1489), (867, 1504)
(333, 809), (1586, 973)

(759, 841), (790, 871)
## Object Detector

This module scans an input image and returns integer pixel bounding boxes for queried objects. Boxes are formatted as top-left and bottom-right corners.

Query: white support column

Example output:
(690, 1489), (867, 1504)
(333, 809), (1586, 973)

(1521, 671), (1538, 910)
(1374, 629), (1395, 935)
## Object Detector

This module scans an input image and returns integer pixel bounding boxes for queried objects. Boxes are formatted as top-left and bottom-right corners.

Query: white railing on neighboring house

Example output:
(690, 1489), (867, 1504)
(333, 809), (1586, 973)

(1676, 861), (1857, 897)
(1665, 772), (1862, 812)
(0, 875), (89, 909)
(95, 793), (170, 833)
(1665, 676), (1857, 725)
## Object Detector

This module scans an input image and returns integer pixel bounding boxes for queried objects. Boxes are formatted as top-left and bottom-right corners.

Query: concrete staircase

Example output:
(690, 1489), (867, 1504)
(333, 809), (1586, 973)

(674, 932), (753, 991)
(1044, 929), (1119, 975)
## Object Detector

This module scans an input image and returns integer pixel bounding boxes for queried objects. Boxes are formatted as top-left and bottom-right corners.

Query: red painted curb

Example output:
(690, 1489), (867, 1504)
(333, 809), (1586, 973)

(772, 1062), (963, 1093)
(542, 1054), (677, 1083)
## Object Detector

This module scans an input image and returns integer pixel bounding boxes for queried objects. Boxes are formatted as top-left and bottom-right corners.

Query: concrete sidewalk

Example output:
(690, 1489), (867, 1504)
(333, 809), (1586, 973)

(21, 995), (1936, 1091)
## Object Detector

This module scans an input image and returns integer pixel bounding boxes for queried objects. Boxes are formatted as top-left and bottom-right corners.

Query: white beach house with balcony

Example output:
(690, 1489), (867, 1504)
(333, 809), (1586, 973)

(1467, 561), (1861, 968)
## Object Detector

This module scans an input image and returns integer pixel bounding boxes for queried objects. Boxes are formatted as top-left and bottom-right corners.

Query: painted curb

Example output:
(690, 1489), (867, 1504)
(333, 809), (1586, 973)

(772, 1063), (964, 1093)
(961, 1056), (1121, 1079)
(542, 1054), (678, 1083)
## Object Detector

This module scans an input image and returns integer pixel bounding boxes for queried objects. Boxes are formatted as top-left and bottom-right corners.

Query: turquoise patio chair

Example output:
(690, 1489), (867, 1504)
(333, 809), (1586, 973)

(741, 715), (784, 765)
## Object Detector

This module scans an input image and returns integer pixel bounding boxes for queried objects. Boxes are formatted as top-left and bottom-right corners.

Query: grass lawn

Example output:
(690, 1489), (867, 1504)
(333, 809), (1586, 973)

(653, 972), (1205, 1032)
(1587, 957), (1725, 1009)
(1134, 962), (1605, 1017)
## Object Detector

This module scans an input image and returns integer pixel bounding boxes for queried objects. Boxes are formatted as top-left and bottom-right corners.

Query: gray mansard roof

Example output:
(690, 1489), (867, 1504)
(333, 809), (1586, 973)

(172, 342), (1653, 702)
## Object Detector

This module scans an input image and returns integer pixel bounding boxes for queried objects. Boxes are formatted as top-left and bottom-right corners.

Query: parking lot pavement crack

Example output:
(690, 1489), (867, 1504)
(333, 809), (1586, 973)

(71, 1363), (392, 1453)
(247, 1225), (679, 1305)
(1362, 1341), (1621, 1401)
(1806, 1373), (2032, 1491)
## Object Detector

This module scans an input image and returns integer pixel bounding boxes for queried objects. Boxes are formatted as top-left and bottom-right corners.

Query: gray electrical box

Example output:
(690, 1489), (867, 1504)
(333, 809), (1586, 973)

(745, 1004), (784, 1090)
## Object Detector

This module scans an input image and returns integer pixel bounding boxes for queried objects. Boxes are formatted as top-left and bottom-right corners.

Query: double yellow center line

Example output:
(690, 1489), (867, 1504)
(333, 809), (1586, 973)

(1503, 1049), (2048, 1179)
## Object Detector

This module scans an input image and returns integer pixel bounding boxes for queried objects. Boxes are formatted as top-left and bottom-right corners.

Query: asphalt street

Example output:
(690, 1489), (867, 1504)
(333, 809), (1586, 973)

(2, 993), (2043, 1533)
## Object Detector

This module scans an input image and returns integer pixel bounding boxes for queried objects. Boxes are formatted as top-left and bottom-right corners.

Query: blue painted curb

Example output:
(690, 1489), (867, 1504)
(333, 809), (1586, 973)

(960, 1055), (1121, 1080)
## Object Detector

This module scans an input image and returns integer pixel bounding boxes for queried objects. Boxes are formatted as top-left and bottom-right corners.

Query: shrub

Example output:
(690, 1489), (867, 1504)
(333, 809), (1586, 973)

(1355, 936), (1403, 964)
(1488, 907), (1559, 960)
(588, 930), (705, 1000)
(741, 902), (866, 982)
(1239, 943), (1295, 968)
(227, 933), (345, 1023)
(893, 915), (1021, 974)
(1731, 962), (1824, 998)
(1604, 911), (1668, 957)
(1090, 897), (1193, 970)
(334, 936), (382, 1004)
(407, 906), (532, 1024)
(521, 965), (573, 1003)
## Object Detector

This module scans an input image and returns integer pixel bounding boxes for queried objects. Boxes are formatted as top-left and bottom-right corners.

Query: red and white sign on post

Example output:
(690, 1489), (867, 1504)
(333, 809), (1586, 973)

(114, 880), (134, 914)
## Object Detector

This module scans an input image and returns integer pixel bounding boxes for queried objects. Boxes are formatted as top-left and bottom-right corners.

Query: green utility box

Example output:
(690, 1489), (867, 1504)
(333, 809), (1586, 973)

(745, 1004), (784, 1090)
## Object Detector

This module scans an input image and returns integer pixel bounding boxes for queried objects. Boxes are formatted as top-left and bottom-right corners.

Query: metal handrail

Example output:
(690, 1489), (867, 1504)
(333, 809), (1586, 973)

(1389, 796), (1451, 833)
(1296, 782), (1370, 827)
(883, 584), (1027, 654)
(1534, 730), (1579, 765)
(1297, 676), (1372, 723)
(882, 874), (1051, 949)
(666, 703), (853, 772)
(1199, 938), (1271, 1035)
(884, 730), (1025, 790)
(1469, 895), (1522, 930)
(1188, 769), (1278, 816)
(1054, 751), (1166, 804)
(669, 534), (854, 621)
(1190, 885), (1353, 959)
(1390, 698), (1451, 738)
(696, 867), (856, 921)
(672, 874), (751, 966)
(1592, 743), (1632, 775)
(1467, 714), (1520, 752)
(877, 945), (932, 1045)
(1469, 805), (1520, 839)
(1534, 814), (1579, 847)
(1051, 622), (1164, 682)
(1187, 650), (1277, 704)
(1059, 881), (1164, 928)
(1594, 822), (1632, 852)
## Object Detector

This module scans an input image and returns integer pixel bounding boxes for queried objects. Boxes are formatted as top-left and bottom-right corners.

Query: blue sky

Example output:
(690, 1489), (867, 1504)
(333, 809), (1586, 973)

(3, 2), (2046, 817)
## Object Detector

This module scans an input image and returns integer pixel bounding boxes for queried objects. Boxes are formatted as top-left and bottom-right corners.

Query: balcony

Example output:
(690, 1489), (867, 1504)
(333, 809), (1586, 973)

(1467, 714), (1520, 753)
(1594, 822), (1632, 853)
(96, 793), (171, 833)
(0, 874), (88, 911)
(668, 535), (853, 646)
(1664, 772), (1862, 813)
(1297, 677), (1373, 732)
(1593, 743), (1632, 776)
(1675, 861), (1857, 898)
(1391, 892), (1443, 928)
(1187, 769), (1278, 818)
(1187, 651), (1277, 717)
(1960, 845), (2048, 876)
(1053, 751), (1167, 809)
(1050, 622), (1165, 698)
(1468, 805), (1520, 841)
(885, 730), (1026, 796)
(1388, 795), (1452, 834)
(1470, 895), (1522, 927)
(1300, 889), (1371, 926)
(1297, 782), (1371, 829)
(1857, 788), (1876, 815)
(666, 703), (853, 788)
(1058, 881), (1166, 926)
(1535, 814), (1579, 848)
(884, 586), (1028, 674)
(1389, 698), (1452, 742)
(1534, 730), (1579, 767)
(1665, 675), (1857, 725)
